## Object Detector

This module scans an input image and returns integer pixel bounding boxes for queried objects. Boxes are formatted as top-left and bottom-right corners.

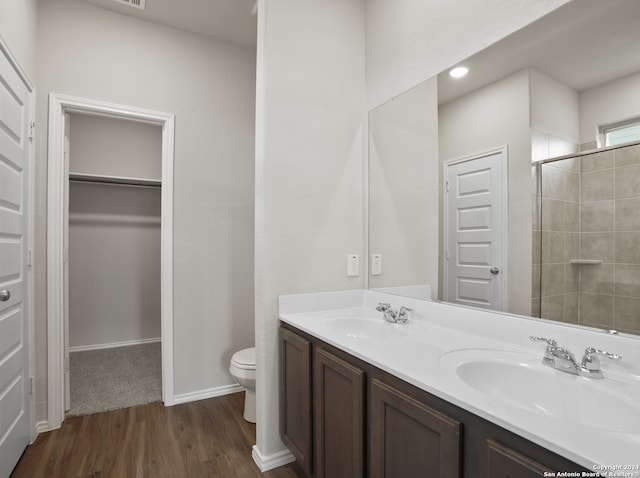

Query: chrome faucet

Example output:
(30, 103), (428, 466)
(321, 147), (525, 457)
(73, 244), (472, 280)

(376, 303), (413, 324)
(376, 303), (397, 323)
(580, 347), (622, 379)
(397, 306), (413, 324)
(530, 337), (622, 379)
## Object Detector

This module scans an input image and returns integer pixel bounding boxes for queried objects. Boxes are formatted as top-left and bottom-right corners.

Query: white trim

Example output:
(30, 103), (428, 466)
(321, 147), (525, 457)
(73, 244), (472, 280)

(36, 421), (50, 434)
(69, 337), (161, 353)
(251, 445), (296, 472)
(47, 94), (175, 429)
(172, 384), (244, 405)
(27, 87), (37, 442)
(363, 106), (370, 288)
(442, 145), (509, 310)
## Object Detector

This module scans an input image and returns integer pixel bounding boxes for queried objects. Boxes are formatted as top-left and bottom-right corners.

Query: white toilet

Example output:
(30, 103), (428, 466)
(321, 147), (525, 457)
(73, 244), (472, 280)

(229, 347), (256, 423)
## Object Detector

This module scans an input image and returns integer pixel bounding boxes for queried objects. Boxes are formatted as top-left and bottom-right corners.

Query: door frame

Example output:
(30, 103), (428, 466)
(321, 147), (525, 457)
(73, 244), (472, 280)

(442, 146), (509, 309)
(47, 94), (176, 429)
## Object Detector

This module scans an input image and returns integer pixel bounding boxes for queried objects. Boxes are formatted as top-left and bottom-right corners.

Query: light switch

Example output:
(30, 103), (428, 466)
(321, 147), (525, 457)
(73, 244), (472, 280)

(347, 254), (359, 276)
(371, 254), (382, 275)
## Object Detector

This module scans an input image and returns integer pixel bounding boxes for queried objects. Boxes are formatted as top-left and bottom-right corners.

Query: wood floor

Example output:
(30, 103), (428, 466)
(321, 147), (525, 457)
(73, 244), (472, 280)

(11, 393), (305, 478)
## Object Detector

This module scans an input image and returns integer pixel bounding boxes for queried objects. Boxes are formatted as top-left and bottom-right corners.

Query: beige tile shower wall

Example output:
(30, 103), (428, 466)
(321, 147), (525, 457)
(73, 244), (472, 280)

(532, 129), (579, 318)
(578, 149), (615, 330)
(579, 144), (640, 335)
(538, 143), (640, 335)
(539, 157), (580, 324)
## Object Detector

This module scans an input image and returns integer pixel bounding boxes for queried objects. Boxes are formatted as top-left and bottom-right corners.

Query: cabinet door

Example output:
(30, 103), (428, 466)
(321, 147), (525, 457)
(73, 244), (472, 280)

(314, 348), (365, 478)
(279, 328), (312, 477)
(486, 440), (554, 478)
(370, 379), (462, 478)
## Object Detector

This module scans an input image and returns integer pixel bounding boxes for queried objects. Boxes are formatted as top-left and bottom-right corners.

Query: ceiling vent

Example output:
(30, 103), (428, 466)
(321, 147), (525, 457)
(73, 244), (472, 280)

(112, 0), (145, 10)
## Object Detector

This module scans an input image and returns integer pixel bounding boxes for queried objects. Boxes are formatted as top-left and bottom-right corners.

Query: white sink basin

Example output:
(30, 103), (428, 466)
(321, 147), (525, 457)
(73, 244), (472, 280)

(439, 348), (640, 434)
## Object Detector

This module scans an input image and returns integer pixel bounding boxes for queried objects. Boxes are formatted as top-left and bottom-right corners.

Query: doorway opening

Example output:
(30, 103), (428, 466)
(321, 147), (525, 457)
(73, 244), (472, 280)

(47, 94), (175, 429)
(65, 112), (162, 416)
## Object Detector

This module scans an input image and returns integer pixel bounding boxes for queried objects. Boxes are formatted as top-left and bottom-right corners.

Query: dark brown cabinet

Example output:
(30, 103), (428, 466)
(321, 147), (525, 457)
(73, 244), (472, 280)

(314, 347), (365, 478)
(486, 439), (553, 478)
(279, 323), (588, 478)
(279, 327), (312, 477)
(370, 378), (462, 478)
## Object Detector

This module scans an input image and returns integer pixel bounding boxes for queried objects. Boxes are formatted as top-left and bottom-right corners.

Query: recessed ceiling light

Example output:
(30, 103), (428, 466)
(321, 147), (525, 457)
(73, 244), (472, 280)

(449, 66), (469, 79)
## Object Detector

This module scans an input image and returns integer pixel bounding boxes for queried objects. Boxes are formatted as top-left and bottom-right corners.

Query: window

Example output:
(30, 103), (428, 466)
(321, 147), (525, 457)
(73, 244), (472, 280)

(600, 117), (640, 147)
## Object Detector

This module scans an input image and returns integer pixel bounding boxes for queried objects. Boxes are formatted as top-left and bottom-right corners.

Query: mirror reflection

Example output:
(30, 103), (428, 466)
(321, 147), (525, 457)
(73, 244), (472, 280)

(368, 0), (640, 334)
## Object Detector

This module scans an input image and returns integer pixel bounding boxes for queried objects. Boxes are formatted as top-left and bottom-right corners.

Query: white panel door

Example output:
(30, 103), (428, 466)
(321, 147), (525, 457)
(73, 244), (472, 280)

(445, 151), (506, 310)
(0, 46), (32, 478)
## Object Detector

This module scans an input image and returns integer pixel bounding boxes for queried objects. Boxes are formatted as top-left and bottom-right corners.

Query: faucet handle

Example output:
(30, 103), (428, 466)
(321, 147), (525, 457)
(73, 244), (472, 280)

(529, 336), (558, 346)
(397, 306), (413, 323)
(581, 347), (622, 371)
(376, 302), (391, 312)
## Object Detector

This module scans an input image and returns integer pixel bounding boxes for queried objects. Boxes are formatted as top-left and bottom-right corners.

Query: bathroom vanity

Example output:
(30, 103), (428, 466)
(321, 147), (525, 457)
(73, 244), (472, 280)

(278, 290), (640, 478)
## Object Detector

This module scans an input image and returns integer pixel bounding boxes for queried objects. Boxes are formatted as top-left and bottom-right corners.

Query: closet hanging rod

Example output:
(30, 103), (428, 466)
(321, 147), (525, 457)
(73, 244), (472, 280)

(69, 172), (161, 188)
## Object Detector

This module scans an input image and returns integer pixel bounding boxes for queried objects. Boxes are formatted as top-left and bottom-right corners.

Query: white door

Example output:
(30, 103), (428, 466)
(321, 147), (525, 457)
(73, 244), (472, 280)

(0, 46), (33, 477)
(444, 150), (507, 310)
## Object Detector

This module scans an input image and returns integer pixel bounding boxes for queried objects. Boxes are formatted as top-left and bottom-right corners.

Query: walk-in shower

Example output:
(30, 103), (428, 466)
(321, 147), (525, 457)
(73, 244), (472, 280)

(534, 142), (640, 335)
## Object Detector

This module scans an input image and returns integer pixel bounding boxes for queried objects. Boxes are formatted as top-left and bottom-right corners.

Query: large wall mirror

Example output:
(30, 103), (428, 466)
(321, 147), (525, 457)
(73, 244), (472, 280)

(368, 0), (640, 335)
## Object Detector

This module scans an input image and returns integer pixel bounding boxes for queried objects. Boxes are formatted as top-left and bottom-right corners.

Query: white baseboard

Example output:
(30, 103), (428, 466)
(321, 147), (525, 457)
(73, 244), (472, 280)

(252, 445), (295, 472)
(172, 383), (243, 405)
(36, 420), (52, 433)
(69, 337), (161, 353)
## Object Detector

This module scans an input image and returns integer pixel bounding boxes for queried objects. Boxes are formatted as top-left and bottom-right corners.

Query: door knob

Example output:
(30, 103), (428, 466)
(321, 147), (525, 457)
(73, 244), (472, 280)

(490, 267), (500, 275)
(0, 290), (10, 302)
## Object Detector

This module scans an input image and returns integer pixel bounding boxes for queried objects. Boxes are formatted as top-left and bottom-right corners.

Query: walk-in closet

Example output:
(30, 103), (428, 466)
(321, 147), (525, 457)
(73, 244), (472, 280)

(66, 113), (162, 416)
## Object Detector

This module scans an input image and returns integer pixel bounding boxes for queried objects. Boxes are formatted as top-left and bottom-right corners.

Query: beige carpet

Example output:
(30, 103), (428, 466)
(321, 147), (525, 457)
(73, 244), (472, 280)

(68, 342), (162, 416)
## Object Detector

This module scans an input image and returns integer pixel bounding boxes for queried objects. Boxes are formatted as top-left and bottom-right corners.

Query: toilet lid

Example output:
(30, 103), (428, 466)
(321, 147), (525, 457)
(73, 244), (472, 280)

(231, 347), (256, 368)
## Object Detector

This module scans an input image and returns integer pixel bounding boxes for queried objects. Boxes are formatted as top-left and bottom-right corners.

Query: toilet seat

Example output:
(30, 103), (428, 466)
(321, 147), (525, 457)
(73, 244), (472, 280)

(231, 347), (255, 371)
(229, 346), (256, 423)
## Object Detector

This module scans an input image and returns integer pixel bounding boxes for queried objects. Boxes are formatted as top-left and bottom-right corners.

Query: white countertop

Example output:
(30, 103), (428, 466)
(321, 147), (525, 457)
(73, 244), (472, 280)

(279, 289), (640, 476)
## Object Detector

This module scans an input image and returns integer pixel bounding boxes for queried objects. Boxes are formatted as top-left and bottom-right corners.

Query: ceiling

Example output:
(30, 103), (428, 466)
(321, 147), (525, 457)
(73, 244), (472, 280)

(438, 0), (640, 104)
(78, 0), (257, 48)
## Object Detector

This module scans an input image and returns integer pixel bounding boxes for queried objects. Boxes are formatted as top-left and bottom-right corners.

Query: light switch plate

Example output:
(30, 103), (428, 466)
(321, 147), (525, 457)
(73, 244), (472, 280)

(371, 254), (382, 275)
(347, 254), (359, 276)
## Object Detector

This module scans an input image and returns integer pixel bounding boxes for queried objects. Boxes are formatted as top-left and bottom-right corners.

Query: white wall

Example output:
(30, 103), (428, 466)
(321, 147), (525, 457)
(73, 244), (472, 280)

(579, 70), (640, 145)
(251, 0), (573, 463)
(35, 0), (256, 420)
(69, 114), (162, 179)
(439, 70), (532, 315)
(0, 0), (37, 80)
(254, 0), (366, 462)
(369, 78), (439, 296)
(530, 69), (579, 144)
(69, 183), (161, 348)
(365, 0), (571, 110)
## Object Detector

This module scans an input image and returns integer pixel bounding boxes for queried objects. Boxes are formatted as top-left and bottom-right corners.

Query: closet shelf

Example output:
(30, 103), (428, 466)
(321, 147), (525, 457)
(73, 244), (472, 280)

(569, 259), (603, 265)
(69, 172), (161, 188)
